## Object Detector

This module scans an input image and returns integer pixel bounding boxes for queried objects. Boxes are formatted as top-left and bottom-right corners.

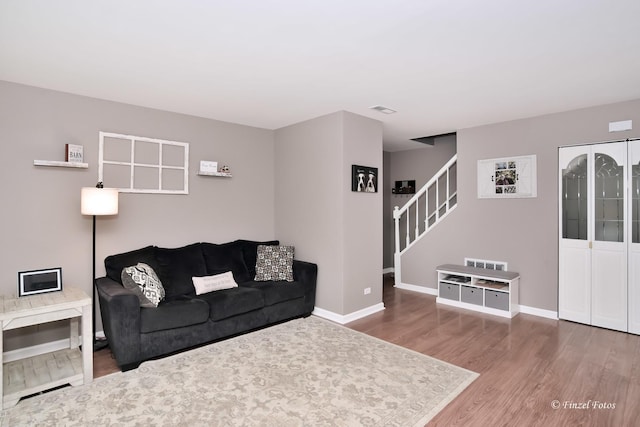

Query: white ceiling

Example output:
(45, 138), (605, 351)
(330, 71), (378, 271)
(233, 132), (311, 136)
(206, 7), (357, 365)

(2, 1), (640, 151)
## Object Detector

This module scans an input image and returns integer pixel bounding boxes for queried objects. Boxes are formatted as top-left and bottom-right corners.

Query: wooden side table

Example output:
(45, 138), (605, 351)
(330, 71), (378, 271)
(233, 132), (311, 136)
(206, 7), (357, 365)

(0, 287), (93, 409)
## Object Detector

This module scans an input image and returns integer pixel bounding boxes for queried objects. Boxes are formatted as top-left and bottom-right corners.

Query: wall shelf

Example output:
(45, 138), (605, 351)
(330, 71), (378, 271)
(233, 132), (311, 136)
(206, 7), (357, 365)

(34, 160), (88, 169)
(197, 171), (232, 178)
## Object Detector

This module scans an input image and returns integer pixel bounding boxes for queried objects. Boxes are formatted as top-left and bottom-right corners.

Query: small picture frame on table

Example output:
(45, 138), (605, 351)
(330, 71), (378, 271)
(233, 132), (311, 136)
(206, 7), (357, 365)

(18, 267), (62, 297)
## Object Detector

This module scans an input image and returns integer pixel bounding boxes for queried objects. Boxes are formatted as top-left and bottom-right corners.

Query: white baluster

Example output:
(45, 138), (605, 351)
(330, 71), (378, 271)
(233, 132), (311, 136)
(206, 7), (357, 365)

(425, 188), (429, 230)
(435, 178), (440, 221)
(393, 206), (401, 255)
(406, 204), (411, 247)
(415, 201), (420, 240)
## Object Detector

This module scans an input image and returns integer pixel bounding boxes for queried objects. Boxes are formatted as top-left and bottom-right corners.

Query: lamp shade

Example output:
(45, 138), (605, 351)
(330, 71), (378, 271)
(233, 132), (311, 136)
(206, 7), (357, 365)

(81, 187), (119, 216)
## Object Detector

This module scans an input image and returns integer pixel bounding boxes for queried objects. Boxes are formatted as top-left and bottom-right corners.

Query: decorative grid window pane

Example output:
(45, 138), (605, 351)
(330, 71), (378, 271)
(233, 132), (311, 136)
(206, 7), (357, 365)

(99, 132), (189, 194)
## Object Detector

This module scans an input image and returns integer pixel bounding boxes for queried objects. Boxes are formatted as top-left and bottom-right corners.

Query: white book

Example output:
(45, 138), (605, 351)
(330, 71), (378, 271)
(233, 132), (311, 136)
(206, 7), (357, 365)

(65, 144), (83, 163)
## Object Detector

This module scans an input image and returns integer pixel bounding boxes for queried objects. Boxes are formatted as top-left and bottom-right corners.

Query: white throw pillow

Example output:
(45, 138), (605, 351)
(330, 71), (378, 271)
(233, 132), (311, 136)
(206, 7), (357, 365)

(192, 271), (238, 295)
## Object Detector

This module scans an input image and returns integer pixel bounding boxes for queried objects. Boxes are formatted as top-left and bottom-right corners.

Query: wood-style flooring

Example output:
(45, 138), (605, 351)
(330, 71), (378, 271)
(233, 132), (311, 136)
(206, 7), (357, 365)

(94, 275), (640, 426)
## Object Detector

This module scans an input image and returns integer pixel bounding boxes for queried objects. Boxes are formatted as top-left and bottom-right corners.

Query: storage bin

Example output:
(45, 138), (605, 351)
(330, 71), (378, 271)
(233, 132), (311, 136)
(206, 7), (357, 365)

(485, 289), (509, 311)
(439, 283), (459, 300)
(461, 285), (483, 305)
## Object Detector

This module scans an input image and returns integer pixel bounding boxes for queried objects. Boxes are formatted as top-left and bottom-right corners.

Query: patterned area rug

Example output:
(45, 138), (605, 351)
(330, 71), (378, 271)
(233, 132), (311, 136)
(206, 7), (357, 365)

(1, 316), (478, 426)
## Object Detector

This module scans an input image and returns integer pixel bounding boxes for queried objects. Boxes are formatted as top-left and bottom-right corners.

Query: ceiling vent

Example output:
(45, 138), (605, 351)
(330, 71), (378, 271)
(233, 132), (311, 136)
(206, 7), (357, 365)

(369, 105), (397, 115)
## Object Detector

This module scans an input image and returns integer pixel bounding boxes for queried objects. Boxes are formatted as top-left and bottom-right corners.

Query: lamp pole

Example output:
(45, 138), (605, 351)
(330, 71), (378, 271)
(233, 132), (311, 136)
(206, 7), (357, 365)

(81, 182), (118, 352)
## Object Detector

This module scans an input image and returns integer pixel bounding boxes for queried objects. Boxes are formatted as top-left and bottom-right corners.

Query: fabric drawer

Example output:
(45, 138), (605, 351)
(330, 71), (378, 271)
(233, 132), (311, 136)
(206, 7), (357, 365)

(439, 283), (459, 300)
(485, 290), (509, 311)
(461, 286), (483, 306)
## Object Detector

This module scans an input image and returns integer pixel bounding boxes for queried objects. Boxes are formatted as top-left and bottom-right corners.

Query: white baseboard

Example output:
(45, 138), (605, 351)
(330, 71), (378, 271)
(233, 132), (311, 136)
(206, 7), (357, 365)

(313, 303), (385, 325)
(394, 282), (438, 296)
(382, 267), (394, 274)
(396, 282), (559, 321)
(517, 304), (558, 320)
(3, 330), (105, 363)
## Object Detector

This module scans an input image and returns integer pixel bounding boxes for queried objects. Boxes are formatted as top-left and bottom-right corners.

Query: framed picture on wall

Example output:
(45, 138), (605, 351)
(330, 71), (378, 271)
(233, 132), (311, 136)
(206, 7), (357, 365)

(352, 165), (378, 193)
(477, 155), (537, 198)
(18, 267), (63, 297)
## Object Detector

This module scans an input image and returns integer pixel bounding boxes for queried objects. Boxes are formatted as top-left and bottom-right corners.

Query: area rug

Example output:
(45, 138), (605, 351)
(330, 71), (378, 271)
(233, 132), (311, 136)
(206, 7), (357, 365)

(1, 316), (477, 426)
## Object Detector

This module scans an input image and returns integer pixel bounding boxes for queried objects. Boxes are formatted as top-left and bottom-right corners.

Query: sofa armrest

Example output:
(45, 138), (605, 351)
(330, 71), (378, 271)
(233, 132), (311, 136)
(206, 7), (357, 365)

(293, 260), (317, 314)
(95, 276), (142, 368)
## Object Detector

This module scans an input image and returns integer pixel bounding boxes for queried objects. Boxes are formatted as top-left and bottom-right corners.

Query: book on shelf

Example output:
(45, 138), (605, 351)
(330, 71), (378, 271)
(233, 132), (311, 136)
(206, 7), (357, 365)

(65, 144), (84, 163)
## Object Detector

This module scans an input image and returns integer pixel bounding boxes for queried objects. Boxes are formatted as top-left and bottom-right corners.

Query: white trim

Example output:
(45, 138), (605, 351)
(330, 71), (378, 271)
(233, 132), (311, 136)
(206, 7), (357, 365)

(397, 281), (559, 321)
(518, 304), (558, 320)
(394, 282), (438, 296)
(312, 303), (385, 325)
(382, 267), (394, 274)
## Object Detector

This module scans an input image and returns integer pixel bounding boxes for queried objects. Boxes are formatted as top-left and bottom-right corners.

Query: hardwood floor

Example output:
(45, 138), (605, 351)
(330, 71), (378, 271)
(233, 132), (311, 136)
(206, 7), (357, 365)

(93, 345), (119, 378)
(93, 275), (640, 426)
(347, 275), (640, 426)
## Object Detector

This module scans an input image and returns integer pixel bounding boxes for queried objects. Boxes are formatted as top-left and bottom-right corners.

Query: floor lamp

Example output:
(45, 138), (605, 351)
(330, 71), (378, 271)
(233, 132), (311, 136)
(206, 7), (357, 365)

(81, 182), (119, 352)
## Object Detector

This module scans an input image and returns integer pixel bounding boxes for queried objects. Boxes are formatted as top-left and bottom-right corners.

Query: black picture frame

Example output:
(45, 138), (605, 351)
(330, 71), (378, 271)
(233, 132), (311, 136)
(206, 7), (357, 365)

(18, 267), (63, 297)
(352, 165), (378, 193)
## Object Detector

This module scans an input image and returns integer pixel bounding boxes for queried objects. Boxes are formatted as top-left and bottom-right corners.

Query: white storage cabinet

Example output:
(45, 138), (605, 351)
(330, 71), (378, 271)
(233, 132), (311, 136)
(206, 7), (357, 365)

(436, 264), (520, 318)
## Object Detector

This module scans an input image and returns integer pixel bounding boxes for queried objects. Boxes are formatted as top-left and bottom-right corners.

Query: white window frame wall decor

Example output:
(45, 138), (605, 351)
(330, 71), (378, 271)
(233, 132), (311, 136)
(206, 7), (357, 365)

(477, 154), (537, 198)
(99, 132), (189, 194)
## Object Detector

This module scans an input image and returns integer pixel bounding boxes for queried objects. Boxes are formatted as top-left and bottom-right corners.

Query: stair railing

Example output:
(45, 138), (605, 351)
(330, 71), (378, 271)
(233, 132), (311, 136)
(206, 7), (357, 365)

(393, 155), (457, 285)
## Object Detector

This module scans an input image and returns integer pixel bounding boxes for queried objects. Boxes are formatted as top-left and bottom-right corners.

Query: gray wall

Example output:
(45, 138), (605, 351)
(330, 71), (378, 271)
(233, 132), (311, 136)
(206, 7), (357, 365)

(342, 112), (383, 314)
(274, 113), (344, 313)
(383, 136), (457, 269)
(401, 98), (640, 312)
(275, 111), (383, 316)
(0, 81), (276, 350)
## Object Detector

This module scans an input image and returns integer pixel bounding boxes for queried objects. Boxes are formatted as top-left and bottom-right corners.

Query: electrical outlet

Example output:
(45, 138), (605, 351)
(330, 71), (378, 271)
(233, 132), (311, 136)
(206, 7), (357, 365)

(364, 287), (371, 295)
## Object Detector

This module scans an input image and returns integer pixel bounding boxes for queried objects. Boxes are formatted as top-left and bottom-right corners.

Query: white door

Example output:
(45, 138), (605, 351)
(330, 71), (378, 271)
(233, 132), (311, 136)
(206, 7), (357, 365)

(559, 146), (591, 324)
(591, 142), (627, 331)
(628, 140), (640, 334)
(558, 142), (628, 332)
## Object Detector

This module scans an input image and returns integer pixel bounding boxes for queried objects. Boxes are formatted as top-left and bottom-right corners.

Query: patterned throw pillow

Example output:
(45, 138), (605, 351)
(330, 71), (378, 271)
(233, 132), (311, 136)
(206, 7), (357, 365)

(254, 245), (294, 282)
(121, 263), (166, 307)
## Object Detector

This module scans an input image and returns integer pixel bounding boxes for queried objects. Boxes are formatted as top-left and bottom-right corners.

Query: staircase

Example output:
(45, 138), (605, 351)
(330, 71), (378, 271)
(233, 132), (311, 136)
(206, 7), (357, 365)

(393, 155), (457, 285)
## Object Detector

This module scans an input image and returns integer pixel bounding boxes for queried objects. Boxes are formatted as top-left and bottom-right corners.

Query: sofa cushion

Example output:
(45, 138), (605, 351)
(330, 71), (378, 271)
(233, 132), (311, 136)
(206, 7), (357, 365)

(237, 239), (279, 279)
(192, 271), (238, 295)
(195, 286), (264, 321)
(201, 241), (250, 282)
(241, 280), (306, 306)
(104, 245), (158, 284)
(155, 243), (207, 300)
(121, 263), (165, 307)
(140, 296), (210, 333)
(254, 245), (294, 282)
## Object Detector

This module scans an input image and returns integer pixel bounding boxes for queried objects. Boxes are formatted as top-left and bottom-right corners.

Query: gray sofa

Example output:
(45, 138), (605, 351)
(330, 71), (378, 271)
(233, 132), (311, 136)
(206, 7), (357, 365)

(96, 240), (317, 370)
